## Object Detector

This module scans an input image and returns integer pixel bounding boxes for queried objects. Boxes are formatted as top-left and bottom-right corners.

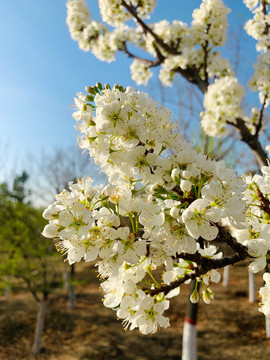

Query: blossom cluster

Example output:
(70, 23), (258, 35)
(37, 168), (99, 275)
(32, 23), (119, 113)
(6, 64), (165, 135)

(244, 0), (270, 52)
(66, 0), (232, 86)
(221, 159), (270, 317)
(230, 164), (270, 273)
(200, 76), (245, 137)
(249, 52), (270, 107)
(199, 0), (270, 137)
(42, 84), (256, 334)
(66, 0), (269, 139)
(244, 1), (270, 108)
(66, 0), (134, 62)
(65, 0), (269, 140)
(65, 1), (270, 141)
(98, 0), (157, 27)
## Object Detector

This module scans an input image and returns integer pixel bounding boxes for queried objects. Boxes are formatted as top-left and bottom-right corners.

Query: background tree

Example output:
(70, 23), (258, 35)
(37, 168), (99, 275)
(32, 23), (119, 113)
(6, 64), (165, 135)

(0, 172), (61, 354)
(35, 145), (107, 202)
(34, 146), (107, 308)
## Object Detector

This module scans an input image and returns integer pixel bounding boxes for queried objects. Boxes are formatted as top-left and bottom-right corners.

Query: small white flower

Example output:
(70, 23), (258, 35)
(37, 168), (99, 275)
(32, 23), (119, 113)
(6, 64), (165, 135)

(139, 202), (165, 227)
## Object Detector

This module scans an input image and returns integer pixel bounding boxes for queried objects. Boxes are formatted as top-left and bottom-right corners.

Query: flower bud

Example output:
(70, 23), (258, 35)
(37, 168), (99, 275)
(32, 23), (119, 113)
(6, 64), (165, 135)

(182, 170), (192, 180)
(180, 180), (192, 192)
(85, 95), (94, 102)
(96, 82), (102, 90)
(171, 168), (181, 182)
(85, 86), (97, 95)
(190, 289), (199, 303)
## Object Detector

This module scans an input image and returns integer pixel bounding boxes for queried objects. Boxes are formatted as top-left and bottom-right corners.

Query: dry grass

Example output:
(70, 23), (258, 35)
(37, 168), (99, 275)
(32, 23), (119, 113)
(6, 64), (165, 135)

(0, 261), (269, 360)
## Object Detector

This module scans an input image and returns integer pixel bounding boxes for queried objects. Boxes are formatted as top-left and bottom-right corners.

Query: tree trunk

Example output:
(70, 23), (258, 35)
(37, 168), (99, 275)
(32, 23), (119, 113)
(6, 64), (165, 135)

(4, 275), (11, 299)
(63, 263), (76, 309)
(33, 296), (46, 355)
(266, 316), (270, 338)
(67, 264), (76, 309)
(249, 271), (255, 303)
(68, 284), (76, 309)
(182, 281), (198, 360)
(182, 239), (205, 360)
(63, 263), (69, 290)
(222, 265), (229, 287)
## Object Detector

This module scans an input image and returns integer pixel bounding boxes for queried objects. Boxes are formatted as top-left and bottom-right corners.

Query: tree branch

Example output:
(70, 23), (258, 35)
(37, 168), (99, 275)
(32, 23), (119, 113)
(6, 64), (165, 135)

(120, 41), (163, 67)
(262, 1), (270, 37)
(227, 117), (268, 167)
(174, 66), (208, 94)
(256, 187), (270, 216)
(144, 226), (251, 296)
(255, 94), (267, 137)
(147, 251), (249, 296)
(216, 226), (250, 260)
(202, 23), (211, 83)
(121, 0), (180, 56)
(121, 0), (211, 95)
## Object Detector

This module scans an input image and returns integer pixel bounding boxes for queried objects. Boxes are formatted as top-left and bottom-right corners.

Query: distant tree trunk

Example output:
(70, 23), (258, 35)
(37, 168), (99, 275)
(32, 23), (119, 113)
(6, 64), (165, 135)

(68, 264), (76, 309)
(33, 294), (47, 355)
(222, 265), (229, 287)
(182, 281), (198, 360)
(266, 316), (270, 338)
(63, 263), (69, 290)
(63, 263), (76, 308)
(249, 271), (255, 303)
(182, 238), (204, 360)
(4, 274), (11, 299)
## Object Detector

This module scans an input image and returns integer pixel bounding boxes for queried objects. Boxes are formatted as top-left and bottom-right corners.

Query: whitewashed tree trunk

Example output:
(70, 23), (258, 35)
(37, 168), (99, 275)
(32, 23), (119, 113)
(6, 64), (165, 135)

(266, 316), (270, 338)
(222, 265), (229, 287)
(249, 271), (255, 303)
(68, 285), (76, 309)
(4, 275), (11, 299)
(33, 298), (46, 355)
(182, 241), (204, 360)
(62, 263), (69, 290)
(63, 263), (76, 309)
(182, 319), (197, 360)
(182, 280), (198, 360)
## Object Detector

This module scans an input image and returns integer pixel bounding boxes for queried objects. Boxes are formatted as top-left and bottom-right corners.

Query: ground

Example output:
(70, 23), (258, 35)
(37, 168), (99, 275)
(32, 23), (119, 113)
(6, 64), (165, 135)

(0, 260), (269, 360)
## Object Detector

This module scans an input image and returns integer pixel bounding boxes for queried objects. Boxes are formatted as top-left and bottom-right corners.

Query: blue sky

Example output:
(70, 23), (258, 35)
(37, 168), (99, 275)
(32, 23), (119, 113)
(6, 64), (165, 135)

(0, 0), (255, 185)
